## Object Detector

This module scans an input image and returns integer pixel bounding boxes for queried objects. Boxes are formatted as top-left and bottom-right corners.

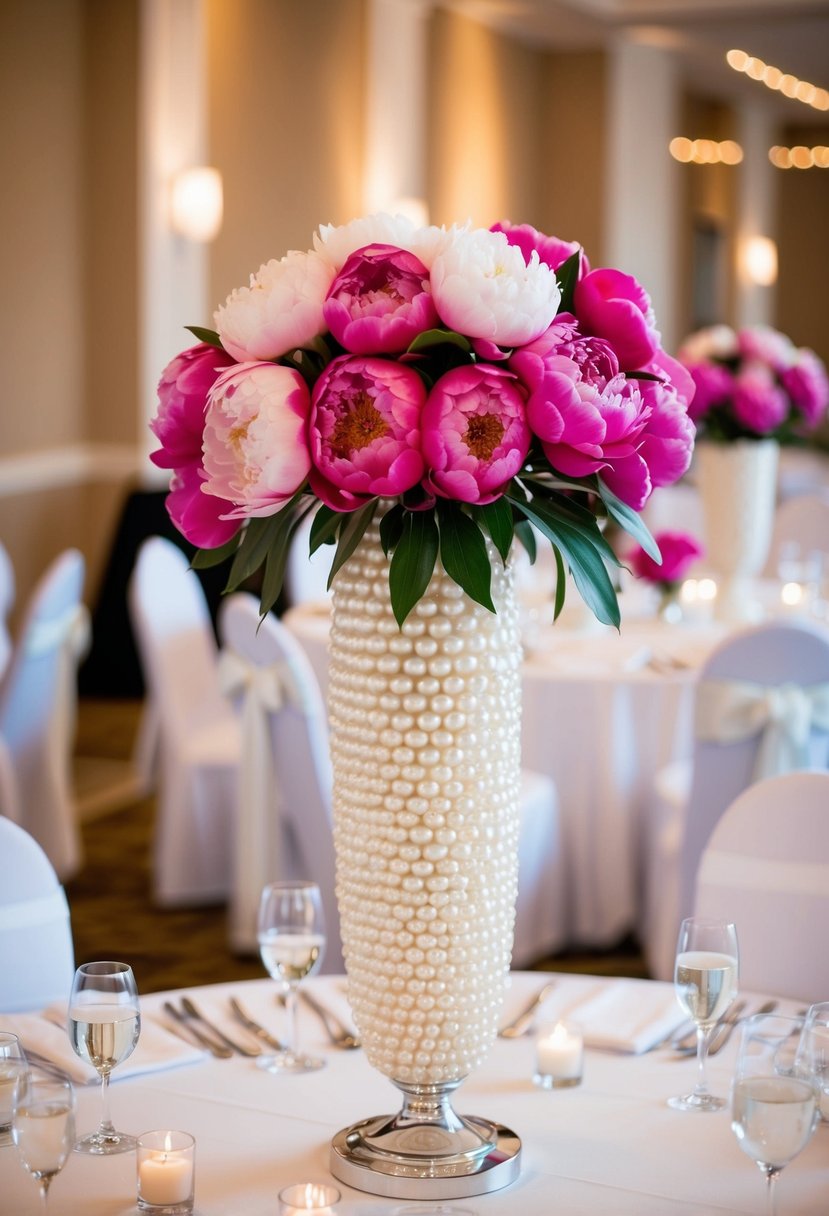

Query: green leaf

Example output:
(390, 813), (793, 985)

(514, 519), (537, 564)
(327, 502), (377, 589)
(224, 493), (303, 592)
(190, 534), (241, 570)
(406, 328), (472, 355)
(472, 497), (514, 565)
(185, 325), (225, 350)
(437, 503), (495, 613)
(379, 504), (405, 556)
(597, 477), (662, 563)
(389, 510), (439, 627)
(259, 519), (297, 617)
(515, 491), (621, 570)
(552, 545), (566, 620)
(309, 505), (341, 554)
(555, 250), (582, 314)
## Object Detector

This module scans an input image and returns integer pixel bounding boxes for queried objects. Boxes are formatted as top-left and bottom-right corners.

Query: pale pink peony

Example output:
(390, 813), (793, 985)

(732, 362), (789, 434)
(202, 362), (312, 518)
(214, 249), (334, 362)
(314, 213), (470, 273)
(150, 343), (236, 470)
(421, 365), (531, 505)
(737, 324), (795, 371)
(323, 244), (438, 354)
(574, 267), (660, 371)
(309, 356), (425, 503)
(490, 221), (588, 276)
(430, 227), (560, 347)
(781, 347), (829, 429)
(165, 463), (241, 549)
(630, 530), (704, 585)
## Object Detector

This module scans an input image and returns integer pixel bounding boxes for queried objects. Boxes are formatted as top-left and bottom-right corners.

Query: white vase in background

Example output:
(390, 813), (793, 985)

(696, 439), (779, 622)
(327, 517), (522, 1199)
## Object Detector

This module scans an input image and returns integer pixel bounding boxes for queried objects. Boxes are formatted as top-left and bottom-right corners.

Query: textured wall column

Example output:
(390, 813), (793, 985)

(734, 102), (779, 329)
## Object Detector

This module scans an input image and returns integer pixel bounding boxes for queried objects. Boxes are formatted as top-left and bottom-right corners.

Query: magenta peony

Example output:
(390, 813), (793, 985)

(491, 221), (587, 276)
(165, 463), (241, 550)
(323, 243), (438, 354)
(150, 342), (236, 470)
(781, 348), (829, 428)
(731, 363), (789, 434)
(422, 365), (531, 505)
(574, 267), (660, 371)
(630, 530), (704, 586)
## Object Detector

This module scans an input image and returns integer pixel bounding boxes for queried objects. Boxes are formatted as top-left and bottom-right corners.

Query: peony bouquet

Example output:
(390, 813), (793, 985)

(151, 215), (696, 626)
(678, 323), (829, 445)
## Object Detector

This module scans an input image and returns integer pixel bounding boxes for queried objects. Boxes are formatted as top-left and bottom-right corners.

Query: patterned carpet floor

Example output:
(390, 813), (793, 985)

(67, 699), (648, 995)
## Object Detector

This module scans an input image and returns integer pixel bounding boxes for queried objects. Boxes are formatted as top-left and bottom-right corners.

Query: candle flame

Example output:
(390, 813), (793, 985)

(164, 1131), (173, 1154)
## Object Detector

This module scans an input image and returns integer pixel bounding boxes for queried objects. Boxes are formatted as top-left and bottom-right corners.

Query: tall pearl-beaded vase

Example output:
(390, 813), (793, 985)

(328, 518), (523, 1199)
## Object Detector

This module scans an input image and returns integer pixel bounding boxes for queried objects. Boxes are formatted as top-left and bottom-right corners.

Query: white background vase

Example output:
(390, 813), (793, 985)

(696, 438), (779, 622)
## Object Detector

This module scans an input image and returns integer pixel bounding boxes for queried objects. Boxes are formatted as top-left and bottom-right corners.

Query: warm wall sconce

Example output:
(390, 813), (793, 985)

(169, 166), (223, 242)
(742, 235), (778, 287)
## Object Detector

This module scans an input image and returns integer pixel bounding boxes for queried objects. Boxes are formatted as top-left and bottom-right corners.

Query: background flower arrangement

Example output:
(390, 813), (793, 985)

(678, 323), (829, 445)
(628, 529), (704, 597)
(151, 214), (696, 627)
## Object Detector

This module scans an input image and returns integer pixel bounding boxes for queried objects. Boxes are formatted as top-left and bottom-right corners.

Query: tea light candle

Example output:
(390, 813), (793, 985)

(137, 1130), (195, 1213)
(534, 1021), (583, 1089)
(279, 1181), (341, 1215)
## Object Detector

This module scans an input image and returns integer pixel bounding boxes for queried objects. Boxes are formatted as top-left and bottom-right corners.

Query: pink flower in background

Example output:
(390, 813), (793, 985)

(732, 363), (789, 434)
(574, 267), (660, 371)
(202, 362), (311, 517)
(430, 227), (560, 347)
(215, 249), (334, 361)
(165, 463), (241, 549)
(630, 530), (704, 585)
(781, 347), (829, 427)
(309, 356), (425, 502)
(422, 365), (530, 504)
(737, 324), (793, 370)
(685, 362), (733, 422)
(323, 244), (438, 354)
(491, 222), (587, 276)
(150, 343), (236, 469)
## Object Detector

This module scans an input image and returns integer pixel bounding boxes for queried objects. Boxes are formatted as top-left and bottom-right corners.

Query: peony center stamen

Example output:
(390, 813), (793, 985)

(331, 390), (389, 457)
(464, 412), (505, 460)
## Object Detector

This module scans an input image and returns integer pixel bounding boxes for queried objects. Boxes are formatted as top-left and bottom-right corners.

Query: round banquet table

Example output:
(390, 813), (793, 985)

(283, 599), (727, 951)
(1, 973), (825, 1215)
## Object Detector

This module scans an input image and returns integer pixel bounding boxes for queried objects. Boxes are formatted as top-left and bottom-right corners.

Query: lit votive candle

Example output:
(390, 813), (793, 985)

(534, 1021), (584, 1089)
(279, 1181), (341, 1215)
(137, 1130), (195, 1214)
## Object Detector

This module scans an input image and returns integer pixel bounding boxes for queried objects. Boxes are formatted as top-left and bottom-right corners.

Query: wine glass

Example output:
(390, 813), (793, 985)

(668, 916), (739, 1112)
(794, 1001), (829, 1125)
(68, 961), (140, 1153)
(12, 1073), (75, 1211)
(732, 1013), (819, 1215)
(257, 881), (326, 1073)
(0, 1032), (28, 1147)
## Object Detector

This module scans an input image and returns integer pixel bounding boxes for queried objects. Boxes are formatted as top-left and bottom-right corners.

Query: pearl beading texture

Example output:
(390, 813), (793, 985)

(329, 519), (522, 1086)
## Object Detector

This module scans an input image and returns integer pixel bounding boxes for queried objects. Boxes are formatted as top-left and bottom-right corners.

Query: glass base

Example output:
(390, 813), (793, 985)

(667, 1092), (726, 1112)
(138, 1199), (193, 1215)
(74, 1129), (138, 1155)
(256, 1050), (325, 1074)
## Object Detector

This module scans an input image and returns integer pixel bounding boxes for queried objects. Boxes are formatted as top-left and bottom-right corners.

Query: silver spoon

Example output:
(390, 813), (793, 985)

(498, 981), (556, 1038)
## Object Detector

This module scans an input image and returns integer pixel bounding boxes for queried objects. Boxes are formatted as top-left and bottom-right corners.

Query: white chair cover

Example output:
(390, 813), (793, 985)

(0, 549), (87, 880)
(694, 770), (829, 1003)
(129, 537), (241, 905)
(0, 817), (75, 1012)
(642, 619), (829, 980)
(218, 593), (342, 967)
(765, 491), (829, 576)
(284, 511), (334, 609)
(0, 540), (14, 680)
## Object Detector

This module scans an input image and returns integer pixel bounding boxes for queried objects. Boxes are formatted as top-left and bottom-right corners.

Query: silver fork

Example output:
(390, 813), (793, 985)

(299, 989), (360, 1049)
(179, 996), (261, 1057)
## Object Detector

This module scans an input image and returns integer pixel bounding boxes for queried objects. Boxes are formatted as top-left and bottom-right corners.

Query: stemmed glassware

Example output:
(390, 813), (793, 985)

(794, 1001), (829, 1125)
(732, 1013), (819, 1215)
(12, 1073), (75, 1211)
(257, 881), (326, 1074)
(0, 1032), (29, 1147)
(68, 961), (140, 1154)
(668, 916), (739, 1112)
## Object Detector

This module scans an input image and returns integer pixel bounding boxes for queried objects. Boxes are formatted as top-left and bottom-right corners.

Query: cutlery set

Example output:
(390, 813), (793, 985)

(668, 999), (779, 1057)
(160, 993), (359, 1059)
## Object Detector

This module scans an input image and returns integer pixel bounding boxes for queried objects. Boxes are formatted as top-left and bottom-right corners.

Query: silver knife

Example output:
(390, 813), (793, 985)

(708, 999), (778, 1056)
(498, 981), (556, 1038)
(228, 997), (284, 1052)
(179, 996), (261, 1057)
(162, 1000), (233, 1058)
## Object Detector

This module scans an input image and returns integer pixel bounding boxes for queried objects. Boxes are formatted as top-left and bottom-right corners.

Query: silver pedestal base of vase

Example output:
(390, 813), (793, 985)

(329, 1078), (521, 1199)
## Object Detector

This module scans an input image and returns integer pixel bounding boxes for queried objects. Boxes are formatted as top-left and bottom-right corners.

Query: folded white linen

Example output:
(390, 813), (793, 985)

(556, 979), (686, 1054)
(0, 1006), (205, 1084)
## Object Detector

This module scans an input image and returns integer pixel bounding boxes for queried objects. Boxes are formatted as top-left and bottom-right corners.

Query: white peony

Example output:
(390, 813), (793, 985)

(215, 248), (334, 362)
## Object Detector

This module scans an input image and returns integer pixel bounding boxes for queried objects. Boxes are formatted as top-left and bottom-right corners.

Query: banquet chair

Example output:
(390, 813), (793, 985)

(693, 770), (829, 1004)
(283, 511), (334, 609)
(642, 618), (829, 980)
(0, 540), (15, 679)
(764, 491), (829, 577)
(0, 813), (75, 1012)
(129, 537), (241, 906)
(0, 548), (88, 880)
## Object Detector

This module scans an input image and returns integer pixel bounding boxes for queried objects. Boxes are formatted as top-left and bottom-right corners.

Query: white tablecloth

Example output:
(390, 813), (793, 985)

(2, 973), (824, 1215)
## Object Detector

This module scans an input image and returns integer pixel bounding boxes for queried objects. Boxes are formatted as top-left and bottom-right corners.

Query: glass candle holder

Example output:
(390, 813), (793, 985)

(279, 1181), (341, 1215)
(137, 1130), (195, 1215)
(533, 1020), (584, 1090)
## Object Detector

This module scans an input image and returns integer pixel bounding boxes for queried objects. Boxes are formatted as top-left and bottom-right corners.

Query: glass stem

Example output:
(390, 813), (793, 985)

(765, 1167), (780, 1216)
(694, 1025), (711, 1096)
(285, 986), (299, 1060)
(39, 1174), (52, 1211)
(99, 1069), (115, 1136)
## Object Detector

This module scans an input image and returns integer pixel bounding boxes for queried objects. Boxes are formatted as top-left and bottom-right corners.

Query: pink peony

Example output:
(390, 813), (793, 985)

(150, 343), (236, 470)
(215, 249), (334, 362)
(165, 463), (241, 550)
(574, 267), (660, 371)
(781, 347), (829, 429)
(309, 356), (425, 503)
(421, 365), (530, 505)
(737, 324), (794, 370)
(490, 222), (588, 276)
(630, 530), (704, 585)
(634, 378), (696, 497)
(323, 244), (438, 354)
(202, 362), (312, 518)
(685, 362), (733, 423)
(732, 363), (789, 435)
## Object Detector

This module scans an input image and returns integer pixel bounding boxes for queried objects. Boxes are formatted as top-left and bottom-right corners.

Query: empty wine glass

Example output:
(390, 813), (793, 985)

(257, 881), (326, 1074)
(68, 961), (140, 1154)
(732, 1013), (819, 1215)
(0, 1032), (28, 1147)
(12, 1073), (75, 1211)
(794, 1001), (829, 1125)
(668, 916), (739, 1112)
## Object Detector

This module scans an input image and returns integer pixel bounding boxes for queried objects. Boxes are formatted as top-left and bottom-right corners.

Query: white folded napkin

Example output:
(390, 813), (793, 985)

(0, 1006), (205, 1084)
(560, 979), (686, 1054)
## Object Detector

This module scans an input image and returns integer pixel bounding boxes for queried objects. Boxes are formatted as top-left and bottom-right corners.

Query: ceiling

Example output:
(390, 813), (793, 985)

(447, 0), (829, 127)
